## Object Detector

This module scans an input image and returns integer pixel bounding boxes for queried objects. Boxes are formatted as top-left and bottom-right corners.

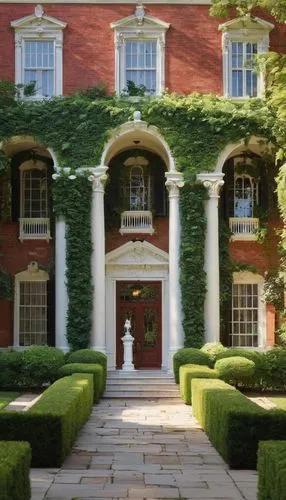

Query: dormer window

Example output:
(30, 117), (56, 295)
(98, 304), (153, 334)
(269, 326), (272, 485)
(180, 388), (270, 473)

(11, 5), (66, 98)
(219, 15), (274, 98)
(111, 4), (170, 95)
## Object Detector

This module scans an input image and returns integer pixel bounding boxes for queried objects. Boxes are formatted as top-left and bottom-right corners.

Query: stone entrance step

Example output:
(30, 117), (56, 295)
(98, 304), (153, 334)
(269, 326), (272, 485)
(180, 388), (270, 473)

(104, 371), (180, 399)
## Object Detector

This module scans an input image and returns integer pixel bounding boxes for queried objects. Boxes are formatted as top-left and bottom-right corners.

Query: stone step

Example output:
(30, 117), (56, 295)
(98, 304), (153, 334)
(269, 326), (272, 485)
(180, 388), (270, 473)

(107, 380), (175, 386)
(107, 384), (178, 391)
(103, 390), (181, 398)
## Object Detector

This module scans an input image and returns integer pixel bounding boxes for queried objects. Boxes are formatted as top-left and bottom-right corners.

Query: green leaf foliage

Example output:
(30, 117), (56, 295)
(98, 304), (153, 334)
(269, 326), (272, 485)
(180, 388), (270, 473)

(0, 441), (31, 500)
(57, 363), (104, 402)
(67, 349), (107, 391)
(258, 441), (286, 500)
(192, 378), (286, 469)
(215, 356), (256, 385)
(179, 364), (218, 404)
(173, 347), (212, 383)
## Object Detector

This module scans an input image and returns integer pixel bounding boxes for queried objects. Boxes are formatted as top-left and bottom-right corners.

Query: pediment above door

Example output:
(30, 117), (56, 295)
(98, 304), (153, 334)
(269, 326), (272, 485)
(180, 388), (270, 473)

(106, 241), (169, 270)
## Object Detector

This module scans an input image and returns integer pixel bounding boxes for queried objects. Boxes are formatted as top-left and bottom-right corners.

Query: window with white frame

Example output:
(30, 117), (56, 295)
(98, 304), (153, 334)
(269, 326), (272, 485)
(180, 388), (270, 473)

(230, 272), (266, 348)
(24, 40), (55, 97)
(219, 15), (274, 98)
(14, 263), (49, 347)
(11, 5), (66, 98)
(21, 161), (48, 219)
(234, 174), (258, 217)
(111, 4), (169, 95)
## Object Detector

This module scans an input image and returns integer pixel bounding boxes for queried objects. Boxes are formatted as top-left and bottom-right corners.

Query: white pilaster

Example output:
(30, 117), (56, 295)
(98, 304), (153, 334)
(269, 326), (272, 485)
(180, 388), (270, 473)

(89, 167), (108, 354)
(55, 215), (69, 352)
(197, 172), (224, 344)
(165, 171), (184, 369)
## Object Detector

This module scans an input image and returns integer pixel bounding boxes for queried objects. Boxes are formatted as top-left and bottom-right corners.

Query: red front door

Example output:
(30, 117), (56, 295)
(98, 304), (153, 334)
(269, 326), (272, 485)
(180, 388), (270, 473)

(116, 281), (162, 369)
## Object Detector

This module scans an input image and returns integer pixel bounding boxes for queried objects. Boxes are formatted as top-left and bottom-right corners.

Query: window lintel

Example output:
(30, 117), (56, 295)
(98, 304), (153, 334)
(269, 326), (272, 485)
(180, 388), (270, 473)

(15, 262), (49, 282)
(219, 14), (274, 34)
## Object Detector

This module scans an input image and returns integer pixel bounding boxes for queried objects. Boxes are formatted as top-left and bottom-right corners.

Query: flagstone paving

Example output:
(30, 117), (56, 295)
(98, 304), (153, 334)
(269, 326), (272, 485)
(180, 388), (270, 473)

(30, 399), (258, 500)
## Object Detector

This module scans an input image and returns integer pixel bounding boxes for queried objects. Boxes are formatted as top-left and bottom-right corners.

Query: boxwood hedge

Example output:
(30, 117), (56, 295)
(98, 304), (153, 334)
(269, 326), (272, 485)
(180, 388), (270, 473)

(179, 364), (218, 404)
(173, 348), (212, 384)
(0, 441), (31, 500)
(67, 349), (107, 392)
(0, 373), (93, 467)
(57, 363), (104, 402)
(192, 378), (286, 469)
(258, 441), (286, 500)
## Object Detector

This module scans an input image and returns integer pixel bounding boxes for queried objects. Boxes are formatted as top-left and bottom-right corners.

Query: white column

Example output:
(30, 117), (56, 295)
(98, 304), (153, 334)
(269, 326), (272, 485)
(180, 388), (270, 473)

(165, 172), (184, 369)
(89, 167), (108, 353)
(197, 173), (224, 344)
(55, 215), (69, 352)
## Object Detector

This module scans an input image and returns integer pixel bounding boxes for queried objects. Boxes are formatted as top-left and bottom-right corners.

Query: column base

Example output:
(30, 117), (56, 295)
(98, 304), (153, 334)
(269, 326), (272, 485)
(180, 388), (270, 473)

(56, 345), (70, 353)
(168, 345), (183, 372)
(91, 345), (107, 355)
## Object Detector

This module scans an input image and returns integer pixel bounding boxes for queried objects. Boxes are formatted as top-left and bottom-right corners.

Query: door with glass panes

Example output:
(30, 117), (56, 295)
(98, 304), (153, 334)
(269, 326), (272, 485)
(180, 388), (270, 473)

(116, 281), (162, 369)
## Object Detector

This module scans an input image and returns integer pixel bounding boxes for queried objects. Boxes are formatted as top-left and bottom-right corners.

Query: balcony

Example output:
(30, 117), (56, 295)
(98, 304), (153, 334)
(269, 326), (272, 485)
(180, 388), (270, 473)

(120, 211), (154, 235)
(19, 218), (51, 241)
(229, 217), (259, 240)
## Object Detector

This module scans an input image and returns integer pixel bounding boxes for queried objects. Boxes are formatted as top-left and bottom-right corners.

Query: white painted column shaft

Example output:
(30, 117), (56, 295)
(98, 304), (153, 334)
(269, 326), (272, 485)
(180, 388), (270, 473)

(165, 172), (184, 369)
(197, 173), (224, 343)
(90, 167), (108, 353)
(55, 216), (69, 352)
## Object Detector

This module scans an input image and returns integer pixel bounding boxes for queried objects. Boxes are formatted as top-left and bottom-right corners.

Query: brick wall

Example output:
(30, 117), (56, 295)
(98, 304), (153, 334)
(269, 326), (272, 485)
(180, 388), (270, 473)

(0, 4), (285, 95)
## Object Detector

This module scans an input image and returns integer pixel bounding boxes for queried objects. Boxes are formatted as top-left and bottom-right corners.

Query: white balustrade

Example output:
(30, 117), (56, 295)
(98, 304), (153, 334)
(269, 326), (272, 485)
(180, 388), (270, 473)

(120, 210), (154, 234)
(229, 217), (259, 238)
(19, 218), (51, 241)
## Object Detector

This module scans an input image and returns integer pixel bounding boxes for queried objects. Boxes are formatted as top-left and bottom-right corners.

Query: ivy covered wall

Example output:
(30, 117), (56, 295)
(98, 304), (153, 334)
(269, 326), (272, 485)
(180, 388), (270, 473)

(0, 92), (280, 349)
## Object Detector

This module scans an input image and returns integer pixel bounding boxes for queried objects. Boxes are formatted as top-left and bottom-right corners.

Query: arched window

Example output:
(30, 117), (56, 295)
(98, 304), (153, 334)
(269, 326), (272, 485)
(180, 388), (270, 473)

(234, 174), (258, 218)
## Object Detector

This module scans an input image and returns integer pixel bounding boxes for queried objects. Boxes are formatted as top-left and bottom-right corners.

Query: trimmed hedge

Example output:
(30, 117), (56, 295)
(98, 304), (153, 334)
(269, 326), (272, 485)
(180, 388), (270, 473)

(173, 348), (212, 384)
(0, 347), (65, 389)
(200, 342), (226, 363)
(215, 356), (256, 386)
(0, 441), (31, 500)
(179, 364), (218, 404)
(57, 363), (104, 402)
(258, 441), (286, 500)
(67, 349), (107, 392)
(192, 378), (286, 469)
(0, 373), (93, 467)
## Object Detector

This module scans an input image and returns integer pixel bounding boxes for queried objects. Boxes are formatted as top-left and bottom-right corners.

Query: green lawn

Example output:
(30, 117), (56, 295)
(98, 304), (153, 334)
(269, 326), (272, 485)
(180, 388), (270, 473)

(269, 396), (286, 410)
(0, 392), (20, 410)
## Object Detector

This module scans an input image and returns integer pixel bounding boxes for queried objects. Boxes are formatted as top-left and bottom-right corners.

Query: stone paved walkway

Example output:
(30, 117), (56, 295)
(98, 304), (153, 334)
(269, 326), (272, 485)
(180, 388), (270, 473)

(31, 399), (257, 500)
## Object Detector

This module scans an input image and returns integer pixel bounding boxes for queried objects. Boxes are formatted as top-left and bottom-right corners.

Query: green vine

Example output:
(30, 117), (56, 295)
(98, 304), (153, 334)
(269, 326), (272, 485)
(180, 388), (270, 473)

(53, 174), (92, 350)
(180, 184), (207, 347)
(0, 268), (12, 300)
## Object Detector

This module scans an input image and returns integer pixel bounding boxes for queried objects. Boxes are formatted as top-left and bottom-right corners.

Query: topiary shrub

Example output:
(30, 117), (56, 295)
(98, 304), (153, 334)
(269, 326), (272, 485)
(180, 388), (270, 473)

(57, 363), (104, 401)
(0, 351), (24, 388)
(215, 347), (265, 388)
(0, 441), (31, 500)
(179, 364), (218, 404)
(21, 346), (65, 388)
(215, 356), (256, 387)
(200, 342), (227, 363)
(67, 349), (107, 392)
(263, 348), (286, 390)
(258, 441), (286, 500)
(173, 348), (212, 384)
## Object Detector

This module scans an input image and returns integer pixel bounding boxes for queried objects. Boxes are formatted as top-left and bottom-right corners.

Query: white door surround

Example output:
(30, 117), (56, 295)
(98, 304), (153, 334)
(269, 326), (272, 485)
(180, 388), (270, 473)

(105, 241), (170, 370)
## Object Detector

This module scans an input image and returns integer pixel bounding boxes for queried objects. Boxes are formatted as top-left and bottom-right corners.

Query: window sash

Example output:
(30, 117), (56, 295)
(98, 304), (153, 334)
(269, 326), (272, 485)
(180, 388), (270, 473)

(125, 41), (157, 94)
(231, 283), (259, 347)
(21, 168), (48, 218)
(233, 175), (258, 218)
(23, 40), (55, 97)
(19, 281), (47, 346)
(231, 42), (258, 97)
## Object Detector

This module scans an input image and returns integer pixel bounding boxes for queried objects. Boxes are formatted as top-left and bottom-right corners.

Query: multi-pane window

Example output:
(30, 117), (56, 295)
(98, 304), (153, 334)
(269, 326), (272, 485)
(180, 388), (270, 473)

(231, 42), (257, 97)
(19, 281), (47, 346)
(125, 41), (157, 94)
(21, 167), (48, 218)
(231, 283), (258, 347)
(24, 41), (55, 97)
(234, 174), (258, 217)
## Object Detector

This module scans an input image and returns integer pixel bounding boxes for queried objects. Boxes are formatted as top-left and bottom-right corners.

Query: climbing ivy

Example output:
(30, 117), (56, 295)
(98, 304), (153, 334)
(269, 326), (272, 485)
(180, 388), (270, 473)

(0, 88), (281, 349)
(180, 184), (207, 347)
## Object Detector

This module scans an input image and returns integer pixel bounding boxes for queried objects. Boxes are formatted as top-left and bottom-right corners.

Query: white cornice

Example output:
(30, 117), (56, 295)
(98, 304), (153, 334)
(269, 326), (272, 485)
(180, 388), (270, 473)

(111, 14), (170, 30)
(11, 13), (66, 30)
(219, 14), (274, 32)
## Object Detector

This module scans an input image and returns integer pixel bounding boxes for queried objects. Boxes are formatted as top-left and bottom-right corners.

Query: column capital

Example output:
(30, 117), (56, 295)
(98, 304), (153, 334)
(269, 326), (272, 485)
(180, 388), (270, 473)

(165, 171), (184, 198)
(88, 166), (109, 193)
(197, 172), (224, 199)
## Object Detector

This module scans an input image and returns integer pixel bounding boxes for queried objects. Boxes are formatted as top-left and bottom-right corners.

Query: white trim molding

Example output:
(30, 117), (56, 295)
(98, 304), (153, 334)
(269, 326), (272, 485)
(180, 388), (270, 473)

(232, 271), (266, 349)
(111, 4), (170, 95)
(105, 241), (169, 370)
(219, 14), (274, 98)
(11, 5), (67, 97)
